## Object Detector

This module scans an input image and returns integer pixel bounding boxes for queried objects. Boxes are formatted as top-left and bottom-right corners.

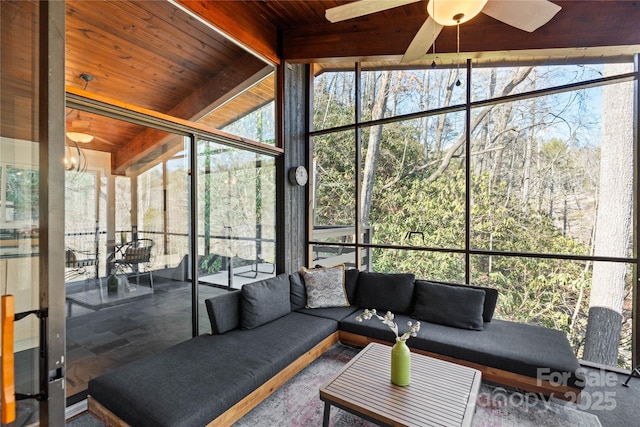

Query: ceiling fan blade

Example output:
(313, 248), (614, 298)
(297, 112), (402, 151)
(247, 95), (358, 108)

(402, 16), (443, 63)
(482, 0), (561, 32)
(326, 0), (421, 23)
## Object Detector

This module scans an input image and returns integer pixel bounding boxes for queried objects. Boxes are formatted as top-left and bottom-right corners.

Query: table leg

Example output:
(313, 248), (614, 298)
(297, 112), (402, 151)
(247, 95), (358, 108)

(322, 402), (331, 427)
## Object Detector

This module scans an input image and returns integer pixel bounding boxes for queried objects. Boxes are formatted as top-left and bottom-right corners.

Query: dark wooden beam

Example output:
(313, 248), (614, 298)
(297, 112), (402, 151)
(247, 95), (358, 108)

(176, 0), (280, 65)
(282, 2), (640, 62)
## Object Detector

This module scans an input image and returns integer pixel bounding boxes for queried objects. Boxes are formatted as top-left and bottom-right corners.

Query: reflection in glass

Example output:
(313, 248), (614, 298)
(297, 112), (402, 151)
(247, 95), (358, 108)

(197, 140), (276, 289)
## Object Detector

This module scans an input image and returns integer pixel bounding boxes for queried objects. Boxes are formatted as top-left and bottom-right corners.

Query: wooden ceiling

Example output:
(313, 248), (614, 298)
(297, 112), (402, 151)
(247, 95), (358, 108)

(4, 1), (640, 175)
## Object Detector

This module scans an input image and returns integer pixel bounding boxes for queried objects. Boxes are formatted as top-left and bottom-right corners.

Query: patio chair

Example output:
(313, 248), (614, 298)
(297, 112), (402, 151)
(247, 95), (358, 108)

(113, 238), (154, 290)
(65, 248), (99, 282)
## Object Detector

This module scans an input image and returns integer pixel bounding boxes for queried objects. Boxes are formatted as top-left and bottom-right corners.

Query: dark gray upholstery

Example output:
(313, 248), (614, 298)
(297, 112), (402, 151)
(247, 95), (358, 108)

(205, 290), (240, 334)
(412, 281), (485, 330)
(356, 271), (415, 314)
(295, 305), (359, 321)
(89, 313), (338, 427)
(422, 280), (498, 322)
(289, 271), (306, 310)
(344, 268), (359, 304)
(241, 273), (291, 329)
(340, 312), (584, 389)
(90, 271), (583, 427)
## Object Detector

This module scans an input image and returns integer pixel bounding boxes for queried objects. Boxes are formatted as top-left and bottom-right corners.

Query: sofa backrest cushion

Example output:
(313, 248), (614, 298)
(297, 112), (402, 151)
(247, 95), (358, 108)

(419, 280), (498, 322)
(289, 272), (306, 311)
(205, 290), (241, 334)
(241, 273), (291, 329)
(301, 265), (349, 308)
(356, 271), (415, 314)
(344, 268), (359, 304)
(412, 280), (485, 330)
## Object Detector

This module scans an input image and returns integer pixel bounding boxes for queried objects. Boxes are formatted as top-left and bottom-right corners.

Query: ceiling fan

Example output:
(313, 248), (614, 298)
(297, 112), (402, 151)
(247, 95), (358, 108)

(325, 0), (562, 63)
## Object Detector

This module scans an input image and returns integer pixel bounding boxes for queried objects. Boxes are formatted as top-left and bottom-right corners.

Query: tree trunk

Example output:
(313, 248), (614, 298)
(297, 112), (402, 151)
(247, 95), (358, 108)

(361, 71), (391, 227)
(583, 63), (634, 365)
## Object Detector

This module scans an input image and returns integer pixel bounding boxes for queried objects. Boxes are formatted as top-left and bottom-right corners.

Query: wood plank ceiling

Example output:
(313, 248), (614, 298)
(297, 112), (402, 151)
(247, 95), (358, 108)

(4, 1), (640, 174)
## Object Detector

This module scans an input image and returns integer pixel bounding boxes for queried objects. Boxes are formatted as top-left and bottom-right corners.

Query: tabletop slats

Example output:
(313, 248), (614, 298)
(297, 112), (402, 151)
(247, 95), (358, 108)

(320, 343), (482, 427)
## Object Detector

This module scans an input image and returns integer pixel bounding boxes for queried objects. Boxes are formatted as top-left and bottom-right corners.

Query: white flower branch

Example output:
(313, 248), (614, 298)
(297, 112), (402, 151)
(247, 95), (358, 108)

(355, 309), (420, 342)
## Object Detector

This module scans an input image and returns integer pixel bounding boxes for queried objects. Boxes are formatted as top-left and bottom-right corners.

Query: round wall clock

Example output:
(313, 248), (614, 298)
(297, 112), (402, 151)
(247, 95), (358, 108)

(288, 165), (308, 186)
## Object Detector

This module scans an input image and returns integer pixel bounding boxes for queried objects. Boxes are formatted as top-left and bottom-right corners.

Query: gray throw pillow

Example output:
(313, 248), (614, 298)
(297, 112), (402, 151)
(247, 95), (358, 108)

(356, 271), (415, 314)
(301, 265), (349, 309)
(240, 273), (291, 329)
(412, 281), (485, 330)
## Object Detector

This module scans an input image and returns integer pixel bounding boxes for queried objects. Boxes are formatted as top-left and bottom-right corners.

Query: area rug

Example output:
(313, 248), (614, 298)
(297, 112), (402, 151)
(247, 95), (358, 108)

(233, 344), (601, 427)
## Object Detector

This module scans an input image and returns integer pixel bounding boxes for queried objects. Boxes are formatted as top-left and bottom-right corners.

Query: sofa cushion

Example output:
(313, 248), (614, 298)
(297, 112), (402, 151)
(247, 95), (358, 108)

(241, 273), (291, 329)
(301, 265), (349, 309)
(344, 268), (359, 304)
(89, 312), (338, 427)
(413, 280), (485, 330)
(295, 305), (358, 322)
(356, 271), (415, 314)
(205, 290), (240, 334)
(421, 280), (498, 322)
(339, 313), (584, 389)
(289, 272), (306, 311)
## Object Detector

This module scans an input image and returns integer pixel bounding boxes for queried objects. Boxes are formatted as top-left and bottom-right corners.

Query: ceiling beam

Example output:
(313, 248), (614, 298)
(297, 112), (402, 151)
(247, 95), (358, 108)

(174, 0), (280, 66)
(73, 51), (272, 174)
(282, 2), (640, 63)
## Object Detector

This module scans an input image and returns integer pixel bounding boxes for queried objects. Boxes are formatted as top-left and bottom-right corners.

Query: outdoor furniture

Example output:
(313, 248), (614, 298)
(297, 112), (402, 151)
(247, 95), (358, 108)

(65, 226), (100, 284)
(320, 342), (482, 427)
(622, 364), (640, 387)
(112, 238), (154, 290)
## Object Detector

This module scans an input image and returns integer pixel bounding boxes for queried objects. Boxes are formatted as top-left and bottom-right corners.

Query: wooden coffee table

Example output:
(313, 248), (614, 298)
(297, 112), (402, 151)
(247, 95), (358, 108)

(320, 343), (481, 427)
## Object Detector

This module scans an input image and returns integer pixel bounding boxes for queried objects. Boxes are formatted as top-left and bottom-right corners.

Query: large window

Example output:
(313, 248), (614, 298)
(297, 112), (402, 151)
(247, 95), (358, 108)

(311, 61), (637, 370)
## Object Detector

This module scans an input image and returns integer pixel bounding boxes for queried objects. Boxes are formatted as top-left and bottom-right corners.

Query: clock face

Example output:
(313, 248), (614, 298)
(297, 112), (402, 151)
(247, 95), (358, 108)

(289, 166), (308, 186)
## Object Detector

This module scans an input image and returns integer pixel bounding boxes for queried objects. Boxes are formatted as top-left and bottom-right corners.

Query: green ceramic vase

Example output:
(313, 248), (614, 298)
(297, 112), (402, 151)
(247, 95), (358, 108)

(391, 338), (411, 386)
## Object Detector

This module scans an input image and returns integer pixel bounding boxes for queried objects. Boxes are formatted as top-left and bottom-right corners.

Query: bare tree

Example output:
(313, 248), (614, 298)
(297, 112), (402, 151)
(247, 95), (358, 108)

(361, 71), (392, 227)
(583, 63), (634, 365)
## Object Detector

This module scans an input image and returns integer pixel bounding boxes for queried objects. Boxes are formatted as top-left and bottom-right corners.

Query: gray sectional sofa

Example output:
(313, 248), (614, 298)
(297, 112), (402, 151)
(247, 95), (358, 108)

(88, 267), (584, 427)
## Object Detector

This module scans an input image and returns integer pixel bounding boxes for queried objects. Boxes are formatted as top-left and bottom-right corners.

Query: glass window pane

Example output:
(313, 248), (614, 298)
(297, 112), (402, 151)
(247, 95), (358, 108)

(361, 68), (466, 122)
(197, 140), (276, 289)
(313, 71), (356, 131)
(361, 114), (465, 249)
(312, 131), (355, 234)
(372, 248), (465, 280)
(200, 73), (276, 145)
(472, 65), (606, 102)
(471, 76), (633, 258)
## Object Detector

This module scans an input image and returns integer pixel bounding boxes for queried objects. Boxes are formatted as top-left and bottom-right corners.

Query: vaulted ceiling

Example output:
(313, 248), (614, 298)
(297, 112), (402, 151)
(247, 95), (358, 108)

(3, 1), (640, 174)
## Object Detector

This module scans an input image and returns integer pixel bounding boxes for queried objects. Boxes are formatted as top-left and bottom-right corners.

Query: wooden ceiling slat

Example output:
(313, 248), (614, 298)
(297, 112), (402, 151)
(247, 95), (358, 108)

(175, 0), (280, 65)
(281, 1), (640, 62)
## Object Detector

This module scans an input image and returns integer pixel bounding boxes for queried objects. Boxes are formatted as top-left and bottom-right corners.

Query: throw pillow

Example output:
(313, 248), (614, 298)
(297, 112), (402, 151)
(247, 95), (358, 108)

(301, 264), (349, 309)
(416, 280), (498, 322)
(412, 281), (485, 330)
(240, 273), (291, 329)
(356, 271), (415, 314)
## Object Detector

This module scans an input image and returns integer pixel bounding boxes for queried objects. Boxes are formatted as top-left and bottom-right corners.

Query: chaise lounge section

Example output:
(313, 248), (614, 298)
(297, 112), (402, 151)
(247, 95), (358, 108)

(88, 266), (584, 426)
